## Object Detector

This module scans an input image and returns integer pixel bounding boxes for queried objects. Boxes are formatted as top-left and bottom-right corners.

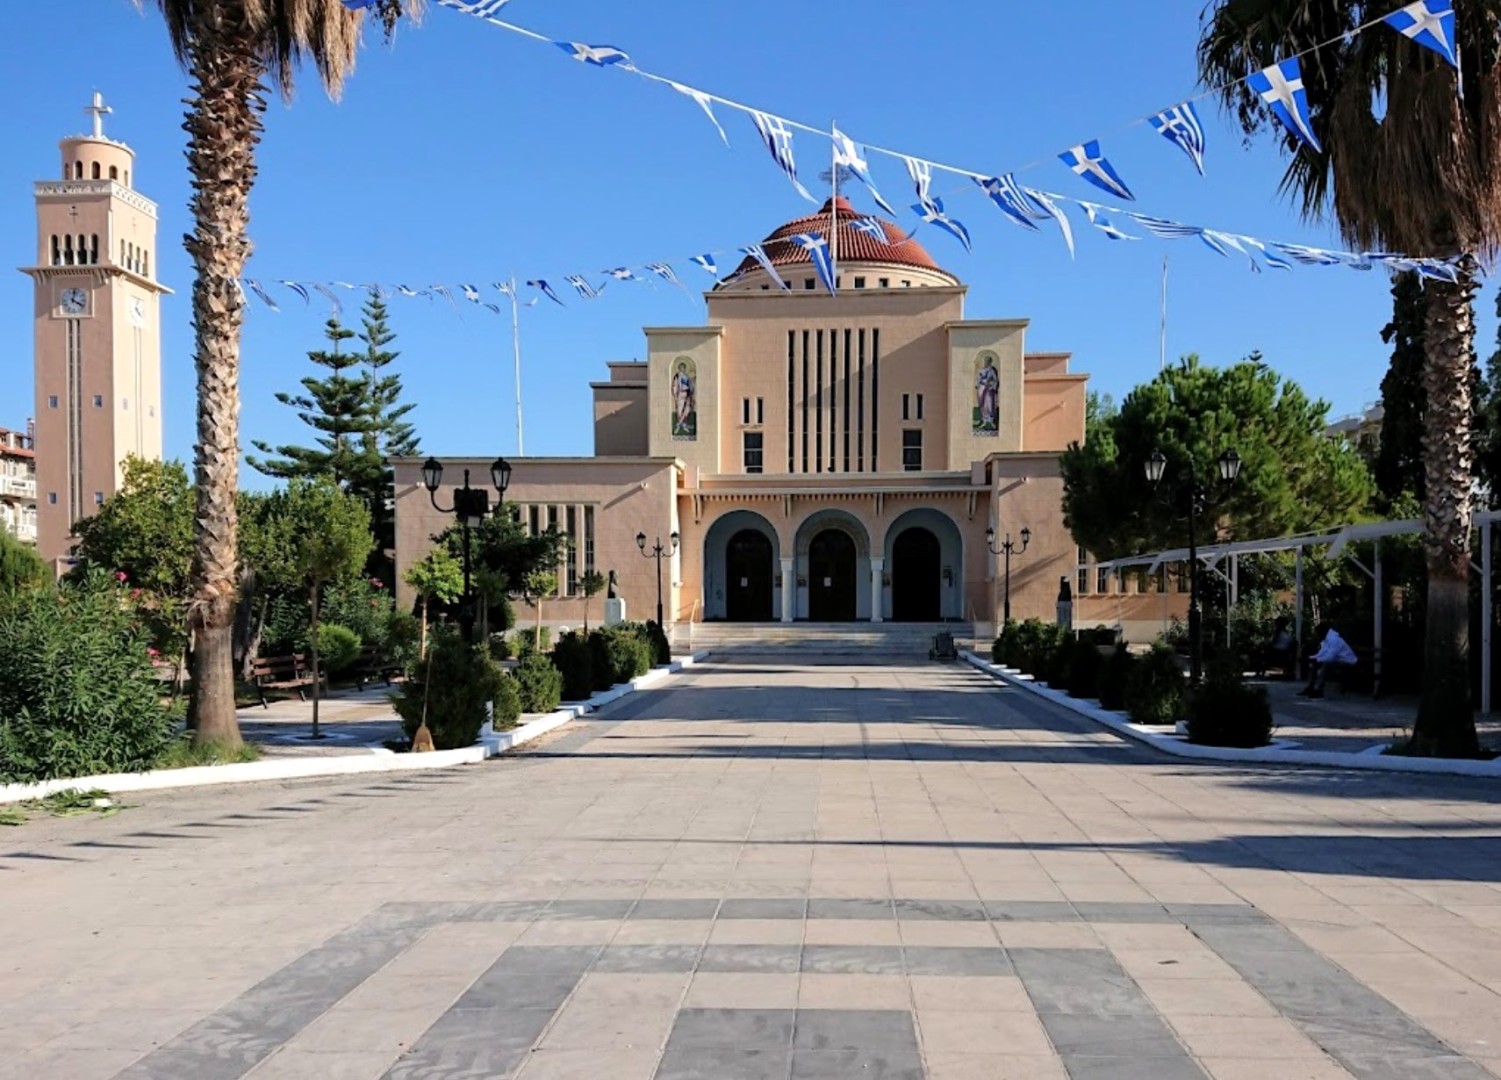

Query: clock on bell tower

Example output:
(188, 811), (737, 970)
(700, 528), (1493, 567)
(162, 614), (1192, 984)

(20, 93), (171, 569)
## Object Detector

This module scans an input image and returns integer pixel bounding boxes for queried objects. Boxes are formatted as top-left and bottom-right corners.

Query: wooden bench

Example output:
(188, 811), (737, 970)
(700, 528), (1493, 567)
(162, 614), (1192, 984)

(248, 653), (321, 708)
(1331, 646), (1378, 697)
(353, 646), (403, 689)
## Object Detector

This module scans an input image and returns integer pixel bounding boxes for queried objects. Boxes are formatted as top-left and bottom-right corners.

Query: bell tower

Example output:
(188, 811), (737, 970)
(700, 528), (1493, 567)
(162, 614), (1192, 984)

(21, 93), (170, 568)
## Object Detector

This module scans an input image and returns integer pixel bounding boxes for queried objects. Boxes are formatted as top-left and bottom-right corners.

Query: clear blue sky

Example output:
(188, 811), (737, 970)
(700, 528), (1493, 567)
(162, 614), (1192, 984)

(3, 0), (1493, 489)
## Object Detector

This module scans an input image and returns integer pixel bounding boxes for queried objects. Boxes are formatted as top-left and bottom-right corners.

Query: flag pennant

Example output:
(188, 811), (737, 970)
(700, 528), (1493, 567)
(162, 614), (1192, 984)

(1149, 101), (1207, 175)
(430, 284), (457, 308)
(1242, 237), (1294, 271)
(1200, 230), (1261, 273)
(1384, 0), (1459, 68)
(494, 281), (516, 299)
(741, 243), (789, 290)
(606, 267), (639, 282)
(1275, 242), (1341, 265)
(1416, 260), (1460, 283)
(646, 262), (680, 285)
(750, 111), (815, 203)
(1129, 214), (1201, 239)
(1023, 188), (1075, 258)
(461, 284), (482, 303)
(690, 254), (719, 276)
(791, 232), (837, 296)
(912, 197), (971, 253)
(565, 274), (600, 299)
(850, 217), (889, 241)
(668, 81), (729, 145)
(279, 280), (311, 304)
(831, 127), (897, 216)
(312, 283), (344, 314)
(483, 303), (503, 314)
(434, 0), (513, 17)
(1059, 140), (1135, 201)
(1081, 204), (1139, 241)
(555, 41), (631, 67)
(332, 281), (358, 290)
(976, 175), (1045, 231)
(396, 284), (429, 299)
(904, 156), (935, 204)
(526, 279), (564, 305)
(1249, 57), (1322, 152)
(244, 279), (280, 311)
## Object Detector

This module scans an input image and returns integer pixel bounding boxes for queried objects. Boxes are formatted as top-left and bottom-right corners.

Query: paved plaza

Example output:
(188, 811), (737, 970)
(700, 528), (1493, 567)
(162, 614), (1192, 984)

(2, 656), (1500, 1079)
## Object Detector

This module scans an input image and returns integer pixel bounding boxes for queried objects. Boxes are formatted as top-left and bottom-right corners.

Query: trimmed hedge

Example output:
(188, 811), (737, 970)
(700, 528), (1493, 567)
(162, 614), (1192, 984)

(514, 653), (563, 714)
(493, 672), (522, 729)
(1097, 644), (1135, 711)
(1187, 661), (1274, 748)
(552, 631), (595, 702)
(392, 630), (503, 750)
(1125, 641), (1186, 726)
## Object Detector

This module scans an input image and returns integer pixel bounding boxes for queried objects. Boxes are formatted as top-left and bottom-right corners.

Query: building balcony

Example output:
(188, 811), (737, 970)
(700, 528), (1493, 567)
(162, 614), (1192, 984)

(0, 476), (37, 499)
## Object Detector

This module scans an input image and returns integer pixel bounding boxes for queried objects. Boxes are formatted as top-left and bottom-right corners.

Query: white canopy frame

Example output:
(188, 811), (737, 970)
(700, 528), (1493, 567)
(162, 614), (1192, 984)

(1084, 512), (1501, 715)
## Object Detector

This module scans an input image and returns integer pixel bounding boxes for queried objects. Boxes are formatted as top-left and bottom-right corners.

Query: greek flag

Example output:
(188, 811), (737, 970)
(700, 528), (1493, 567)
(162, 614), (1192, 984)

(279, 281), (310, 304)
(1081, 204), (1138, 241)
(1242, 238), (1294, 271)
(565, 275), (600, 299)
(494, 281), (516, 298)
(851, 217), (888, 241)
(1149, 102), (1207, 175)
(461, 284), (482, 303)
(312, 283), (343, 315)
(912, 197), (971, 252)
(483, 303), (502, 314)
(340, 0), (377, 8)
(555, 42), (631, 67)
(526, 279), (564, 305)
(1129, 214), (1201, 239)
(1059, 141), (1135, 201)
(690, 254), (719, 276)
(434, 0), (513, 17)
(244, 279), (279, 311)
(1200, 230), (1261, 273)
(1384, 0), (1458, 68)
(1249, 58), (1322, 152)
(976, 175), (1045, 231)
(1024, 188), (1075, 259)
(668, 81), (729, 145)
(396, 284), (428, 298)
(1275, 243), (1341, 265)
(750, 111), (815, 202)
(607, 267), (639, 282)
(791, 232), (836, 296)
(646, 262), (680, 285)
(1416, 260), (1461, 283)
(831, 127), (896, 216)
(740, 243), (789, 290)
(430, 284), (457, 307)
(904, 156), (934, 204)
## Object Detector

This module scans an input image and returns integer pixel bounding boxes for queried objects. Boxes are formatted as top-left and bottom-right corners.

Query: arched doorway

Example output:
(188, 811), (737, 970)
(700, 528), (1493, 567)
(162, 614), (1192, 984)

(891, 527), (941, 621)
(808, 529), (857, 621)
(725, 529), (774, 621)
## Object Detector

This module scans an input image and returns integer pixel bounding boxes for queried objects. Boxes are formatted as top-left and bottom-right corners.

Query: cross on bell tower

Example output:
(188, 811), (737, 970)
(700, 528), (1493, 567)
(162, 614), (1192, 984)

(85, 92), (112, 139)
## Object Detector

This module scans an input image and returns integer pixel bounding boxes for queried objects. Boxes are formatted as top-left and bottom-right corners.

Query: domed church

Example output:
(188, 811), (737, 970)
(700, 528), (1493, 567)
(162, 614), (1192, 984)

(394, 198), (1092, 638)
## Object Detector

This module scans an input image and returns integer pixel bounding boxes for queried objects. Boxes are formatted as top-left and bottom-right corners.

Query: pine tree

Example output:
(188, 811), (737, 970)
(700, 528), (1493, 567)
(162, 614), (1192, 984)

(349, 298), (419, 572)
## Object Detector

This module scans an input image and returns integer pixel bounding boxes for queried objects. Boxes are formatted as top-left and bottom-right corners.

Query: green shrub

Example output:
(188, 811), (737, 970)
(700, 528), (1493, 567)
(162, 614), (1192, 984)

(643, 620), (672, 667)
(1186, 661), (1273, 748)
(493, 672), (522, 729)
(1040, 631), (1074, 687)
(1097, 645), (1135, 711)
(1125, 641), (1186, 726)
(552, 632), (595, 702)
(0, 529), (47, 604)
(991, 620), (1019, 665)
(383, 611), (421, 672)
(514, 653), (563, 714)
(487, 633), (513, 661)
(1066, 641), (1106, 699)
(390, 629), (503, 750)
(315, 623), (362, 674)
(616, 622), (661, 675)
(0, 571), (177, 783)
(590, 627), (651, 688)
(518, 627), (552, 657)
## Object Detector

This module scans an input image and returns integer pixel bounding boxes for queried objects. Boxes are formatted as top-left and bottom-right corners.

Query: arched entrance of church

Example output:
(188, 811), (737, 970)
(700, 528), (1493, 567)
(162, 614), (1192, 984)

(725, 529), (774, 622)
(808, 530), (857, 621)
(891, 527), (941, 622)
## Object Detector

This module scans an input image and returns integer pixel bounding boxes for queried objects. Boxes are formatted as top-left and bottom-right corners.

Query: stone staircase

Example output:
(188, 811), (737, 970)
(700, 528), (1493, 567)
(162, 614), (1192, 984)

(672, 622), (977, 658)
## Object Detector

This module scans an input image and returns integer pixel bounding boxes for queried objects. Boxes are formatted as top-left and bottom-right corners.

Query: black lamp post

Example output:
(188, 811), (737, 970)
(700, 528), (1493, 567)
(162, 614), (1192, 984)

(986, 525), (1031, 623)
(423, 455), (512, 644)
(1145, 447), (1240, 685)
(636, 531), (680, 627)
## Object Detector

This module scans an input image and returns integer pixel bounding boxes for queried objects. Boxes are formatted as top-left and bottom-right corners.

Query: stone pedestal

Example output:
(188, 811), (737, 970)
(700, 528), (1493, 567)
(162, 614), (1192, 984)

(870, 558), (885, 623)
(780, 558), (795, 623)
(604, 598), (627, 627)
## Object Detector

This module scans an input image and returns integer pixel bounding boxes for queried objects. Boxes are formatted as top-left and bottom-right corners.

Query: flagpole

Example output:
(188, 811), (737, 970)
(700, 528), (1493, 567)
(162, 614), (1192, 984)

(829, 120), (839, 286)
(1159, 255), (1168, 373)
(510, 274), (524, 456)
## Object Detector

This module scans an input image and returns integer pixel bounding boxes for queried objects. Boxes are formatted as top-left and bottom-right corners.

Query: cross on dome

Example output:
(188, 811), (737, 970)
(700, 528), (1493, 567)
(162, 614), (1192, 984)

(85, 91), (111, 139)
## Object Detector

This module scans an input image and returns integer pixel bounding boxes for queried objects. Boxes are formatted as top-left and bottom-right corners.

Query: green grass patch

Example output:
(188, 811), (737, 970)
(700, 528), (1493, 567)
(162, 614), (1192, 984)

(155, 738), (261, 769)
(20, 788), (121, 818)
(0, 806), (25, 827)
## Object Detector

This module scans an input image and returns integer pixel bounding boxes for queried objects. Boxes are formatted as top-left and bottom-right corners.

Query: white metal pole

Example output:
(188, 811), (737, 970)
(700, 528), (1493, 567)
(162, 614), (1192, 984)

(510, 275), (524, 456)
(1484, 521), (1493, 716)
(829, 122), (839, 282)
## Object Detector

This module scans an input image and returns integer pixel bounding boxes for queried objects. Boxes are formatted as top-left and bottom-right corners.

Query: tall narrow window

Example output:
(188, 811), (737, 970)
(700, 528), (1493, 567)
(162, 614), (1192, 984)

(50, 235), (60, 266)
(565, 506), (578, 596)
(916, 394), (924, 421)
(91, 162), (100, 179)
(109, 165), (118, 181)
(902, 394), (911, 421)
(843, 330), (852, 472)
(142, 250), (149, 276)
(528, 505), (540, 537)
(743, 431), (764, 473)
(63, 235), (74, 265)
(756, 397), (764, 424)
(871, 328), (881, 471)
(902, 429), (923, 472)
(815, 330), (824, 473)
(801, 330), (810, 473)
(584, 506), (596, 575)
(857, 329), (866, 472)
(74, 162), (83, 179)
(90, 235), (99, 264)
(787, 331), (796, 472)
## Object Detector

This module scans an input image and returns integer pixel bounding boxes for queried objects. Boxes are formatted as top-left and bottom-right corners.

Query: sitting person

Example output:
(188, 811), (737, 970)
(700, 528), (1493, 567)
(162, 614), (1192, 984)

(1298, 623), (1357, 699)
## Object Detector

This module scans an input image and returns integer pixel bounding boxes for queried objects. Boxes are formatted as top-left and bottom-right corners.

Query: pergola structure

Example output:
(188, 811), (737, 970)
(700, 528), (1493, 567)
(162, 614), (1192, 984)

(1084, 511), (1501, 715)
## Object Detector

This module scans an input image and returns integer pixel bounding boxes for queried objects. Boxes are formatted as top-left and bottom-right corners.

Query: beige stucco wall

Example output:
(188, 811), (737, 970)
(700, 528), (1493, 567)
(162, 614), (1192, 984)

(988, 454), (1075, 624)
(592, 384), (648, 456)
(646, 328), (721, 474)
(1022, 374), (1088, 453)
(947, 321), (1026, 468)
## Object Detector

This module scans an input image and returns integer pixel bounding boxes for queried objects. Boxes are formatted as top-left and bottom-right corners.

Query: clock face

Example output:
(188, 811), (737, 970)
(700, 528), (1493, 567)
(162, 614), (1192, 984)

(129, 297), (147, 328)
(60, 287), (87, 316)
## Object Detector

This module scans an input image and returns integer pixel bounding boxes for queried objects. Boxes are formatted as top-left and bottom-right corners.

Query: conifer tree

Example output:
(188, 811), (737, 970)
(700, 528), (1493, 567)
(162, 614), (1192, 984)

(247, 318), (369, 485)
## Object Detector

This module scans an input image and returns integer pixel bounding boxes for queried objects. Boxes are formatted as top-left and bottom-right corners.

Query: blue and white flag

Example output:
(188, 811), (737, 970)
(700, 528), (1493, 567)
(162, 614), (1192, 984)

(646, 262), (680, 285)
(1149, 102), (1207, 175)
(1416, 260), (1461, 283)
(1200, 230), (1261, 272)
(332, 281), (358, 290)
(606, 267), (639, 282)
(244, 279), (279, 311)
(976, 175), (1045, 231)
(1129, 214), (1201, 239)
(740, 243), (789, 290)
(1275, 242), (1341, 265)
(1024, 188), (1075, 258)
(904, 156), (934, 204)
(1242, 237), (1294, 271)
(312, 283), (344, 315)
(565, 274), (600, 299)
(690, 254), (719, 276)
(912, 197), (971, 252)
(831, 126), (896, 216)
(850, 216), (889, 241)
(435, 0), (513, 18)
(461, 284), (482, 303)
(668, 81), (729, 146)
(1249, 57), (1322, 152)
(1384, 0), (1458, 68)
(555, 41), (631, 67)
(364, 283), (391, 299)
(396, 284), (429, 299)
(526, 279), (564, 305)
(483, 303), (503, 314)
(750, 111), (815, 202)
(1059, 141), (1135, 201)
(279, 280), (310, 304)
(494, 281), (516, 299)
(791, 232), (836, 296)
(430, 284), (457, 307)
(1081, 204), (1138, 241)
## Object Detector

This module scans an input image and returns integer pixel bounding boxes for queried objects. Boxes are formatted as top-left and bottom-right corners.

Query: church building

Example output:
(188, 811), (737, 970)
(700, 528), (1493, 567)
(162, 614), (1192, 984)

(394, 198), (1089, 637)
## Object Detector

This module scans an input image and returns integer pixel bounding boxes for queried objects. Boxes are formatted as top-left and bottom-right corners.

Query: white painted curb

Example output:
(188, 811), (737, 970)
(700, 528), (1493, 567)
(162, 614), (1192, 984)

(0, 651), (709, 804)
(961, 651), (1501, 780)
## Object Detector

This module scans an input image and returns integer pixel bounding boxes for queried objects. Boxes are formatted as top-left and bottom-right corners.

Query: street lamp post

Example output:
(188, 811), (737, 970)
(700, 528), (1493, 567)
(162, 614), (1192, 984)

(636, 531), (680, 627)
(986, 525), (1031, 624)
(1145, 447), (1240, 685)
(422, 456), (513, 644)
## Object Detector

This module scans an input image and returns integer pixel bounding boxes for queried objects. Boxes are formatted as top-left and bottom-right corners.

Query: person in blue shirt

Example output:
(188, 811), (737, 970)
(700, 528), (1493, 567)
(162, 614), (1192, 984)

(1299, 623), (1358, 699)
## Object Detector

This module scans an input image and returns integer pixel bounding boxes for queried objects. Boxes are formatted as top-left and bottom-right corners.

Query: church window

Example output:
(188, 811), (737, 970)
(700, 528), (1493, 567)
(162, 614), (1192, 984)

(584, 506), (596, 575)
(109, 166), (118, 181)
(742, 398), (750, 424)
(78, 235), (88, 263)
(91, 162), (101, 179)
(92, 395), (103, 409)
(842, 331), (852, 473)
(916, 394), (924, 420)
(74, 162), (83, 179)
(902, 429), (923, 472)
(814, 330), (824, 473)
(48, 493), (58, 505)
(62, 235), (73, 265)
(47, 396), (58, 409)
(757, 397), (764, 424)
(871, 328), (880, 471)
(142, 250), (149, 276)
(786, 331), (796, 472)
(565, 506), (578, 595)
(878, 278), (889, 288)
(50, 235), (60, 265)
(528, 505), (540, 536)
(854, 277), (865, 289)
(801, 330), (810, 473)
(804, 278), (815, 290)
(95, 492), (104, 506)
(743, 432), (764, 474)
(90, 235), (99, 264)
(902, 394), (910, 421)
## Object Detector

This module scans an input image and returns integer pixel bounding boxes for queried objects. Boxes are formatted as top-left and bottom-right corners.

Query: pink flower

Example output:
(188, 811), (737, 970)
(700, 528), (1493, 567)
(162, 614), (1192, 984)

(147, 647), (159, 657)
(370, 579), (384, 590)
(115, 571), (128, 583)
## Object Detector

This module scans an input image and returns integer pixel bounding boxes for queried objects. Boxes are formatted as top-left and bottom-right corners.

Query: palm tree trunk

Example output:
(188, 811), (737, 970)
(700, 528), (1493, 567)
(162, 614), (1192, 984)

(1413, 263), (1482, 757)
(183, 12), (263, 750)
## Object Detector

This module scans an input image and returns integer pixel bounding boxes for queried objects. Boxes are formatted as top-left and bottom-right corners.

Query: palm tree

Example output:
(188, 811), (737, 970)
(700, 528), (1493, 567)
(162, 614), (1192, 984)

(139, 0), (422, 747)
(1200, 1), (1501, 757)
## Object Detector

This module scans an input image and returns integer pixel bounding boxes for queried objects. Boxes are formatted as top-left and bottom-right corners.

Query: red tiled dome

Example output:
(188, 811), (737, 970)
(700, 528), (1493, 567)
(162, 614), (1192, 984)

(725, 197), (952, 282)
